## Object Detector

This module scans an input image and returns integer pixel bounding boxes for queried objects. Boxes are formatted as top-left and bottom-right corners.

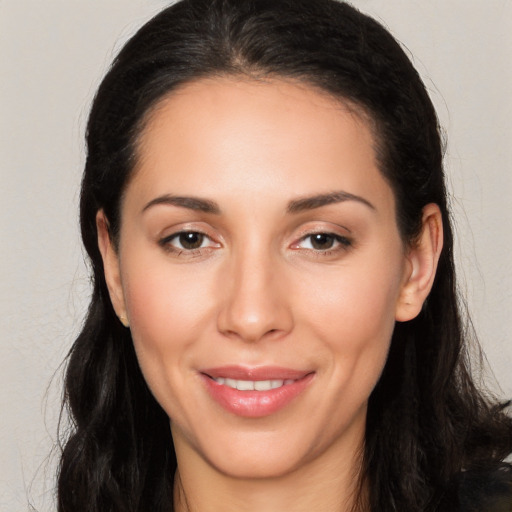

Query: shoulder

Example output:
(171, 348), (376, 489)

(457, 465), (512, 512)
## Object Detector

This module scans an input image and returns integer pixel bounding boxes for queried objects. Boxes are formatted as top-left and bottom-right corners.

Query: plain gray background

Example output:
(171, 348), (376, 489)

(1, 1), (511, 510)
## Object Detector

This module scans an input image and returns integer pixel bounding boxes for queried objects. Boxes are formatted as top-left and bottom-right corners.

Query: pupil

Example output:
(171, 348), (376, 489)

(179, 232), (203, 249)
(311, 234), (334, 250)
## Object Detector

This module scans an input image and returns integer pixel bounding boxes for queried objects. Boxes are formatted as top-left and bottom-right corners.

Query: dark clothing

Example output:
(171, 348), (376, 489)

(458, 467), (512, 511)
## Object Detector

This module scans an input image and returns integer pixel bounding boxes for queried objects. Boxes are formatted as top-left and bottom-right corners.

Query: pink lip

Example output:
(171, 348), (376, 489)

(200, 366), (315, 418)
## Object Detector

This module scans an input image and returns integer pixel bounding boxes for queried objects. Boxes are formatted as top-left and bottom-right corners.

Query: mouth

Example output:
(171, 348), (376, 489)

(199, 366), (315, 418)
(209, 377), (296, 391)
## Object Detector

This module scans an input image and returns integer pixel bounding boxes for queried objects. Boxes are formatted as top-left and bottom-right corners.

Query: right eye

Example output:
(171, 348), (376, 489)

(159, 231), (220, 253)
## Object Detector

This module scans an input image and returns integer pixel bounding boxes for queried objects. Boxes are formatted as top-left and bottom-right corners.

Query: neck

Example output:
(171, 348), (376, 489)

(172, 422), (367, 512)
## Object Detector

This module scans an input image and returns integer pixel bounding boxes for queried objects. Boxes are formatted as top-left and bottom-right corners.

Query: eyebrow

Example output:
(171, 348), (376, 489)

(142, 194), (221, 214)
(286, 191), (375, 213)
(142, 190), (374, 216)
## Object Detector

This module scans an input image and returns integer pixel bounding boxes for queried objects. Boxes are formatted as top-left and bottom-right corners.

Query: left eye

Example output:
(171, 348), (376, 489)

(296, 233), (351, 251)
(161, 231), (216, 250)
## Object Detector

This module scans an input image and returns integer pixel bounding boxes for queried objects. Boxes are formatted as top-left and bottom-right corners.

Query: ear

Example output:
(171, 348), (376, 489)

(395, 203), (443, 322)
(96, 210), (129, 327)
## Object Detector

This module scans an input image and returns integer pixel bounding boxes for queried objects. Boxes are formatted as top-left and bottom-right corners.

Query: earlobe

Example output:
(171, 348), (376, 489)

(395, 204), (443, 322)
(96, 210), (129, 326)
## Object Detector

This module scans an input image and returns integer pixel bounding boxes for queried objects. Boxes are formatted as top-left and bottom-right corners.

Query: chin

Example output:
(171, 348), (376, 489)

(199, 421), (334, 480)
(209, 448), (306, 480)
(172, 418), (314, 480)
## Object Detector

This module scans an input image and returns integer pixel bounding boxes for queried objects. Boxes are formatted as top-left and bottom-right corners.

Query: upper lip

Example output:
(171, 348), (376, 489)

(200, 365), (313, 381)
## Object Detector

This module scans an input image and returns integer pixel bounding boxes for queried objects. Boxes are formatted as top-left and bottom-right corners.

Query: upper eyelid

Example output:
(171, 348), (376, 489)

(292, 225), (352, 243)
(159, 224), (217, 240)
(294, 232), (352, 246)
(156, 224), (353, 247)
(161, 228), (209, 239)
(295, 221), (351, 235)
(297, 228), (348, 237)
(160, 229), (217, 244)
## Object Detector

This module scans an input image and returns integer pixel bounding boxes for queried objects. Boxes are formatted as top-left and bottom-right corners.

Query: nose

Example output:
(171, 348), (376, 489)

(216, 249), (294, 343)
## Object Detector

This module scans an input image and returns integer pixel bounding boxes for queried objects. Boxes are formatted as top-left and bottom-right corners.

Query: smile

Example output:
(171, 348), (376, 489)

(200, 367), (315, 417)
(211, 378), (296, 391)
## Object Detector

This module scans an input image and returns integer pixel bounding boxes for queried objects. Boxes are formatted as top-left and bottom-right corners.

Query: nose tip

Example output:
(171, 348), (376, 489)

(218, 311), (290, 344)
(216, 260), (293, 343)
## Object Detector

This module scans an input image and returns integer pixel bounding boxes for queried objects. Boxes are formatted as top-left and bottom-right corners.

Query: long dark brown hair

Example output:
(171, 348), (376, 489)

(58, 1), (512, 510)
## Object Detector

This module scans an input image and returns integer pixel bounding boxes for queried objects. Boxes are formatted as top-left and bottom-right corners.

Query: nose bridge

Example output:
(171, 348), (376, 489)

(217, 240), (292, 342)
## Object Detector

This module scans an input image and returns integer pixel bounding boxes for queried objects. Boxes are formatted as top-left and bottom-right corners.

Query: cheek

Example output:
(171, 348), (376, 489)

(125, 269), (209, 340)
(296, 255), (404, 398)
(119, 257), (217, 406)
(121, 236), (219, 334)
(301, 261), (402, 346)
(299, 270), (401, 439)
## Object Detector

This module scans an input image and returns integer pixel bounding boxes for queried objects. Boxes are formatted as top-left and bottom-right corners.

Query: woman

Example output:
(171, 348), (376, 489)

(58, 0), (512, 510)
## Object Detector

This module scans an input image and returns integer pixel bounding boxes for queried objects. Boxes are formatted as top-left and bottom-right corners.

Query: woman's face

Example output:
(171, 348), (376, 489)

(100, 78), (428, 479)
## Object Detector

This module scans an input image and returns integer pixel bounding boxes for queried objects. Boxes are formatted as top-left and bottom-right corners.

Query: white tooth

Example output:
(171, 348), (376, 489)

(217, 378), (293, 391)
(236, 380), (255, 391)
(254, 380), (272, 391)
(270, 380), (284, 389)
(225, 378), (237, 389)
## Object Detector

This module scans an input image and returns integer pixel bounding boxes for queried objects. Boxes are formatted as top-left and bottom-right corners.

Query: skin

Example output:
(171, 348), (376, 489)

(98, 78), (443, 512)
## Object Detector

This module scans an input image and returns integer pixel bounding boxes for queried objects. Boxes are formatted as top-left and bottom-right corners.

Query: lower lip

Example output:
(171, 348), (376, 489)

(201, 373), (315, 418)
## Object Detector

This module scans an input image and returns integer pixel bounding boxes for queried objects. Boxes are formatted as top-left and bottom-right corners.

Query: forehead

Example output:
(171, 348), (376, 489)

(128, 77), (394, 217)
(138, 77), (373, 158)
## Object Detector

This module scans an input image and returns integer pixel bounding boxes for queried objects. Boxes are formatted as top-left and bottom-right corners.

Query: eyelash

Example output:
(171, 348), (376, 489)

(159, 230), (219, 256)
(158, 230), (353, 257)
(293, 232), (353, 255)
